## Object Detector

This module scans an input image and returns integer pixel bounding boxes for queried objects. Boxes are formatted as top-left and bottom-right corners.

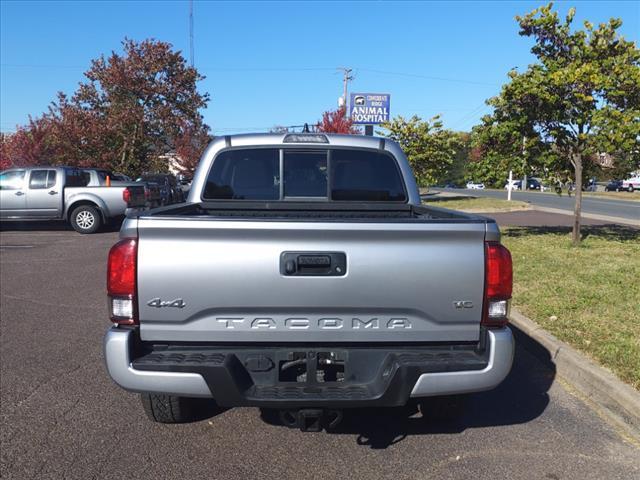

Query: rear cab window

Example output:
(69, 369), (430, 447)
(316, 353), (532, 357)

(203, 148), (406, 202)
(65, 169), (90, 187)
(204, 149), (280, 200)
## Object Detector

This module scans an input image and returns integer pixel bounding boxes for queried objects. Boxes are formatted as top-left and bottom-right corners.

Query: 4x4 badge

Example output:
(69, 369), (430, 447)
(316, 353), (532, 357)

(147, 298), (186, 309)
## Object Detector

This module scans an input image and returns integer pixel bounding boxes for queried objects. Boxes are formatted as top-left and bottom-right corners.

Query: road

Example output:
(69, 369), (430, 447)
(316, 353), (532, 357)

(434, 188), (639, 221)
(1, 226), (639, 480)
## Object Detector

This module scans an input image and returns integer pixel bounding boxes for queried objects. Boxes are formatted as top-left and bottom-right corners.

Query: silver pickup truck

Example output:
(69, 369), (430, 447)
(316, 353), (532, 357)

(104, 133), (514, 431)
(0, 166), (146, 233)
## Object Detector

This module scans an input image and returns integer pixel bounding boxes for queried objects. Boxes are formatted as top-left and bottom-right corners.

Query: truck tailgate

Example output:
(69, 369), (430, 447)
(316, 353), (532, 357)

(137, 218), (487, 343)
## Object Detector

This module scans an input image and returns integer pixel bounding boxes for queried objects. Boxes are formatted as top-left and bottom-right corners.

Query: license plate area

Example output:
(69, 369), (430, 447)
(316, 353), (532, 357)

(278, 350), (347, 383)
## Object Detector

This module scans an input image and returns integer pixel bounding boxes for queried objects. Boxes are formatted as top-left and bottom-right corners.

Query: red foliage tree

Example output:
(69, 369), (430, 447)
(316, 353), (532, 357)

(316, 107), (359, 134)
(174, 120), (211, 175)
(2, 38), (210, 177)
(0, 118), (56, 169)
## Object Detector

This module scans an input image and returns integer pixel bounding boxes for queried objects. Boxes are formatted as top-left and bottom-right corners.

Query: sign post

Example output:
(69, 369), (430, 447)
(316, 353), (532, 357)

(350, 93), (390, 136)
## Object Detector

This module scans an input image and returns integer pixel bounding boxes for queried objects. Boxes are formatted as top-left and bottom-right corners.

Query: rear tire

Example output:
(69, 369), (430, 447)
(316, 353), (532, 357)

(140, 393), (200, 423)
(70, 205), (102, 234)
(629, 186), (635, 192)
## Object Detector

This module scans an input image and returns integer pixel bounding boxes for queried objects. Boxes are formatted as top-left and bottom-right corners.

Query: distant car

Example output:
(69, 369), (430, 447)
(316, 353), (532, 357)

(525, 178), (542, 190)
(466, 181), (485, 190)
(137, 181), (162, 208)
(622, 176), (640, 192)
(605, 180), (623, 192)
(0, 166), (146, 233)
(176, 174), (192, 196)
(136, 174), (184, 205)
(504, 180), (520, 190)
(112, 173), (132, 182)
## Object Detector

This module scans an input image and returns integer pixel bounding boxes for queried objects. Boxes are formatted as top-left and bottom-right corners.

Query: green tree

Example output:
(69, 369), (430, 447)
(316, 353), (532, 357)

(468, 118), (561, 187)
(485, 3), (640, 244)
(442, 132), (472, 186)
(380, 115), (461, 186)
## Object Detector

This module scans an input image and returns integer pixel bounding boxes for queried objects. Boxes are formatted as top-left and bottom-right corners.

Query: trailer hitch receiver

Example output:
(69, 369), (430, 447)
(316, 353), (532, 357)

(279, 408), (343, 432)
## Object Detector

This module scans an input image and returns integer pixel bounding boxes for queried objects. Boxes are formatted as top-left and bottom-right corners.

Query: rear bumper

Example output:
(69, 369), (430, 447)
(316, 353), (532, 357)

(103, 327), (211, 397)
(104, 327), (514, 406)
(410, 327), (514, 396)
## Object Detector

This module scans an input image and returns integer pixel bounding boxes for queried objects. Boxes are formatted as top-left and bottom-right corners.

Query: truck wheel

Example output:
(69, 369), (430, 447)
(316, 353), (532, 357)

(629, 186), (635, 192)
(70, 205), (102, 234)
(418, 395), (467, 422)
(140, 393), (198, 423)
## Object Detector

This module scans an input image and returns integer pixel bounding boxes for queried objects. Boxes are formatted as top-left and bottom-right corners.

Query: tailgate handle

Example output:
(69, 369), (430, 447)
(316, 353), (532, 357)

(297, 255), (331, 268)
(281, 252), (346, 276)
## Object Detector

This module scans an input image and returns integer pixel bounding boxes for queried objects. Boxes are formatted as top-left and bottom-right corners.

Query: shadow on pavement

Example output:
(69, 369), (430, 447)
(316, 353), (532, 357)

(257, 325), (556, 448)
(189, 399), (229, 422)
(503, 224), (639, 241)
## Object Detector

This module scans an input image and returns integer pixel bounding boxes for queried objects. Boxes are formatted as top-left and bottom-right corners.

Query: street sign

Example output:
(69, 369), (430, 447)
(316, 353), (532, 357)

(350, 93), (390, 125)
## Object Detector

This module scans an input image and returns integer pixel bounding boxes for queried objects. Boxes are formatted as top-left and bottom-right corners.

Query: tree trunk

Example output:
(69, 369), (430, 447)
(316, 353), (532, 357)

(572, 153), (583, 246)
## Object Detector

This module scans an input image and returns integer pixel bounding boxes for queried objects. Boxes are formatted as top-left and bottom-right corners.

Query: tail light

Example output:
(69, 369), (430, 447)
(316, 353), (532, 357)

(144, 187), (150, 200)
(122, 187), (132, 204)
(107, 238), (138, 325)
(482, 242), (512, 327)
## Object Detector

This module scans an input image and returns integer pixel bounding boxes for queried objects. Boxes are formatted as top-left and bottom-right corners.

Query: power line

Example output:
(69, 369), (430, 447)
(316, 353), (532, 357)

(358, 68), (500, 87)
(0, 64), (338, 71)
(0, 64), (500, 87)
(449, 103), (490, 129)
(1, 63), (85, 69)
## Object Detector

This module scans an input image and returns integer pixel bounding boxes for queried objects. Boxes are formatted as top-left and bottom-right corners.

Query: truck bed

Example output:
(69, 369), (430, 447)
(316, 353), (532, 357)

(132, 201), (492, 223)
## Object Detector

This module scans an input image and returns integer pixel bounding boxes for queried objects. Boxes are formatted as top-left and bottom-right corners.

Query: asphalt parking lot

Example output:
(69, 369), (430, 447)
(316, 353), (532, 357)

(1, 224), (639, 480)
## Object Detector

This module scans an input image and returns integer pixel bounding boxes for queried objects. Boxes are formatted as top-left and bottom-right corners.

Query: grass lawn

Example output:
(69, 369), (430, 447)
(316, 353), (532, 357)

(502, 226), (640, 389)
(582, 191), (640, 202)
(426, 197), (530, 213)
(472, 188), (640, 202)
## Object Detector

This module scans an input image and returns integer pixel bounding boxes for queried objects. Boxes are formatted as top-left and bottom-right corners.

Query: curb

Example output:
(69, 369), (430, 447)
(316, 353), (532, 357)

(509, 309), (640, 442)
(530, 205), (640, 227)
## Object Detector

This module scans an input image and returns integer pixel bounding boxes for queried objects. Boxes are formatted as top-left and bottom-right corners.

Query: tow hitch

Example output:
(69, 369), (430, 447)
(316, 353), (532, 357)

(278, 408), (343, 432)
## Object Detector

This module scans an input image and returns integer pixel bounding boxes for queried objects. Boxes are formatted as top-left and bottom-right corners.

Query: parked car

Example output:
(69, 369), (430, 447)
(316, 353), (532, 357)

(136, 174), (184, 205)
(505, 179), (541, 190)
(0, 166), (147, 233)
(525, 178), (542, 190)
(605, 180), (624, 192)
(176, 174), (192, 196)
(466, 181), (485, 189)
(138, 181), (162, 208)
(79, 168), (162, 207)
(104, 133), (515, 429)
(112, 173), (132, 182)
(622, 175), (640, 192)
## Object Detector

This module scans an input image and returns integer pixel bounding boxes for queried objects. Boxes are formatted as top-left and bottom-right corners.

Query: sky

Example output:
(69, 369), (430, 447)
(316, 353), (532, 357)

(1, 0), (639, 135)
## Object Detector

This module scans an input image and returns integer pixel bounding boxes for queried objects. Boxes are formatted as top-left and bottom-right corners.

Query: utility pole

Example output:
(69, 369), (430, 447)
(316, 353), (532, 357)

(522, 135), (527, 191)
(337, 67), (354, 118)
(189, 0), (194, 67)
